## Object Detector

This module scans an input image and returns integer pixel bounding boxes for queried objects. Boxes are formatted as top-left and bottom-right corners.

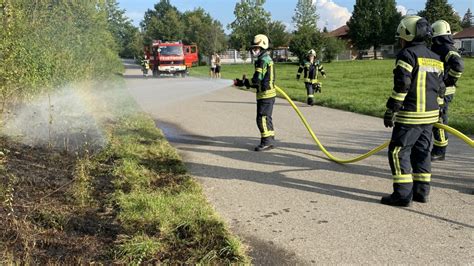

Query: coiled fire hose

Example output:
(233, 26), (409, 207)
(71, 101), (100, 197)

(272, 85), (473, 164)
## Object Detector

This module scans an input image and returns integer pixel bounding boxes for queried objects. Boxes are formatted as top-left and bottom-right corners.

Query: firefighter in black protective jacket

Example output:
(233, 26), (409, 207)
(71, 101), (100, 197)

(297, 49), (326, 105)
(381, 16), (446, 207)
(234, 34), (276, 151)
(430, 20), (464, 161)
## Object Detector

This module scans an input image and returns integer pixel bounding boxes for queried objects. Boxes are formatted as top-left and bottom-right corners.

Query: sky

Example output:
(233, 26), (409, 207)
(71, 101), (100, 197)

(118, 0), (473, 32)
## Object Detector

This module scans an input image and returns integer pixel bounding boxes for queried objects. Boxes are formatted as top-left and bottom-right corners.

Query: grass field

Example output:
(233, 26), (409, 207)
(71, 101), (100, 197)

(0, 79), (248, 264)
(190, 58), (474, 134)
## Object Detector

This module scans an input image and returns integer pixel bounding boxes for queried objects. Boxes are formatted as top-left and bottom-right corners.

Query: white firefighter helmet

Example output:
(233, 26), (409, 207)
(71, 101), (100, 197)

(307, 49), (316, 56)
(432, 20), (452, 37)
(396, 16), (422, 42)
(251, 34), (269, 50)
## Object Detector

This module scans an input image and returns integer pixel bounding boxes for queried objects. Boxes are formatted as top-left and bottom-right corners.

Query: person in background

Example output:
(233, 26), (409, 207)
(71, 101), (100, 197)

(296, 49), (326, 106)
(215, 53), (221, 79)
(209, 54), (216, 78)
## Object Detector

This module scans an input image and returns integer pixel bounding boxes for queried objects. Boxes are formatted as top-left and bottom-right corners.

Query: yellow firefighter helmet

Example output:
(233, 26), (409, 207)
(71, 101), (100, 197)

(307, 49), (316, 56)
(396, 16), (422, 42)
(432, 20), (452, 37)
(251, 34), (269, 50)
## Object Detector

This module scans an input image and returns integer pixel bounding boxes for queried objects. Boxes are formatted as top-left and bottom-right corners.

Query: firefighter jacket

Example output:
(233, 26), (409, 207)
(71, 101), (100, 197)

(251, 51), (276, 100)
(431, 36), (464, 96)
(297, 60), (326, 83)
(386, 42), (445, 125)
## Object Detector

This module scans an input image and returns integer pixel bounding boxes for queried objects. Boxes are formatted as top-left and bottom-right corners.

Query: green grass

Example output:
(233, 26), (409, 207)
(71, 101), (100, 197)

(0, 76), (249, 264)
(190, 58), (474, 134)
(103, 113), (249, 264)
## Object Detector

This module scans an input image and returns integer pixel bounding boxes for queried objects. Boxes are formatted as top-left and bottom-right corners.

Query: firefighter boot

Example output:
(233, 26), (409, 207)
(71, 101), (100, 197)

(254, 137), (274, 152)
(381, 183), (412, 207)
(307, 96), (314, 106)
(413, 181), (430, 203)
(431, 146), (446, 161)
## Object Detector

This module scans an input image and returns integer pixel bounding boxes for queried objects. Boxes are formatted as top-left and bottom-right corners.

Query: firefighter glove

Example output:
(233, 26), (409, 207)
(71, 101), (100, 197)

(243, 78), (251, 89)
(296, 74), (301, 80)
(234, 78), (244, 87)
(384, 109), (395, 128)
(322, 74), (327, 79)
(315, 83), (322, 93)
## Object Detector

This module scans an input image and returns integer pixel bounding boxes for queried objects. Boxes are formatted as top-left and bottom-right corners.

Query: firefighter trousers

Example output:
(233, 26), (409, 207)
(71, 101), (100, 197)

(256, 98), (275, 145)
(432, 95), (453, 156)
(305, 82), (320, 105)
(388, 123), (433, 200)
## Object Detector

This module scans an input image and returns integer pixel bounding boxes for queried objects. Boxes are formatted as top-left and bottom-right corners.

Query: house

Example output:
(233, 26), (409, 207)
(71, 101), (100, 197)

(327, 25), (358, 60)
(453, 27), (474, 56)
(328, 25), (396, 60)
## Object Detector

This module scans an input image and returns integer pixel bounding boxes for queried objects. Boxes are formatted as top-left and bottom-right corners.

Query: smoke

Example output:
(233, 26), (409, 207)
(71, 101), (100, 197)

(1, 80), (136, 153)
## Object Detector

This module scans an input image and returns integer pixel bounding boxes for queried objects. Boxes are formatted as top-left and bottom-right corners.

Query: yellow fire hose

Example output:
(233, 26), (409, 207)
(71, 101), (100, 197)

(274, 85), (474, 164)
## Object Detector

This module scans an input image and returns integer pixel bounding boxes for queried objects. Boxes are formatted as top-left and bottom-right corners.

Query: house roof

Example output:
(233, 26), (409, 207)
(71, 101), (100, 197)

(328, 25), (349, 38)
(453, 27), (474, 39)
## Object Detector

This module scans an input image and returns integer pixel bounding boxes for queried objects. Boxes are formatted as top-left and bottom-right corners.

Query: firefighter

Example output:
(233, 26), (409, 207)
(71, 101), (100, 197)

(296, 49), (326, 106)
(141, 56), (150, 77)
(382, 16), (445, 206)
(430, 20), (464, 161)
(234, 34), (276, 151)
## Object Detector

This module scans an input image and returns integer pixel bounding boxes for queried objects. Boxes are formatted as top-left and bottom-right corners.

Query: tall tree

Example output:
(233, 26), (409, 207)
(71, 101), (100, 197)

(104, 0), (141, 58)
(228, 0), (271, 51)
(268, 21), (290, 48)
(461, 8), (473, 28)
(141, 0), (184, 44)
(183, 8), (227, 57)
(418, 0), (461, 32)
(347, 0), (401, 59)
(292, 0), (318, 31)
(289, 0), (323, 61)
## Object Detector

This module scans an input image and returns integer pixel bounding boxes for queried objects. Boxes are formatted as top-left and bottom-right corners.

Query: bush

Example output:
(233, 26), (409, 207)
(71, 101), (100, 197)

(0, 1), (122, 111)
(323, 37), (346, 62)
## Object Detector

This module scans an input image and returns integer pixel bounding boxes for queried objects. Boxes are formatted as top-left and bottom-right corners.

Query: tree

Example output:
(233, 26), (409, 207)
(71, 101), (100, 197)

(104, 0), (141, 58)
(292, 0), (318, 31)
(322, 37), (346, 62)
(289, 0), (323, 61)
(347, 0), (401, 59)
(268, 21), (290, 48)
(418, 0), (461, 32)
(183, 8), (227, 58)
(461, 8), (473, 28)
(141, 0), (184, 44)
(289, 28), (324, 62)
(228, 0), (271, 51)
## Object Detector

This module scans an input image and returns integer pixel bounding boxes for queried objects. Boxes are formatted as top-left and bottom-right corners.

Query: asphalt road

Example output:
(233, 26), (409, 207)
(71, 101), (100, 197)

(124, 60), (473, 264)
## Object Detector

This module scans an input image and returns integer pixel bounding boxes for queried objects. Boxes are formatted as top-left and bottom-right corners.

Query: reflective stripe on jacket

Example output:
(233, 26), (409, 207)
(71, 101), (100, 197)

(252, 51), (276, 100)
(431, 40), (464, 95)
(386, 42), (445, 125)
(297, 60), (325, 83)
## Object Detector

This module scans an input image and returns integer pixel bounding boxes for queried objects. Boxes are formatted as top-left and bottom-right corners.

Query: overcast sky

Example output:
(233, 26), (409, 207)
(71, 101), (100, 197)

(118, 0), (473, 32)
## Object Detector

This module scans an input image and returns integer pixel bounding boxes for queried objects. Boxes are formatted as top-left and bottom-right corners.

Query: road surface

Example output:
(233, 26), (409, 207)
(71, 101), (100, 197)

(124, 60), (473, 264)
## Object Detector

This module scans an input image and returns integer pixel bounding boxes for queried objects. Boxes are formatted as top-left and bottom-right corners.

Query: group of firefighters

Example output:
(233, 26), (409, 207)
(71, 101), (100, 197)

(235, 15), (464, 207)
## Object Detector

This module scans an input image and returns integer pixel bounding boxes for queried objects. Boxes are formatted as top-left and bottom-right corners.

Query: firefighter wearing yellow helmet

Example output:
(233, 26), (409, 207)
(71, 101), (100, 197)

(296, 49), (326, 105)
(233, 34), (276, 151)
(381, 16), (446, 206)
(430, 20), (464, 161)
(248, 34), (277, 151)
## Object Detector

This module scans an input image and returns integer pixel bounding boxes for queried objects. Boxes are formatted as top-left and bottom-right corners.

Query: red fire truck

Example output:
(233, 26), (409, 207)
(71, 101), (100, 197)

(146, 40), (186, 77)
(184, 44), (198, 68)
(144, 40), (199, 77)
